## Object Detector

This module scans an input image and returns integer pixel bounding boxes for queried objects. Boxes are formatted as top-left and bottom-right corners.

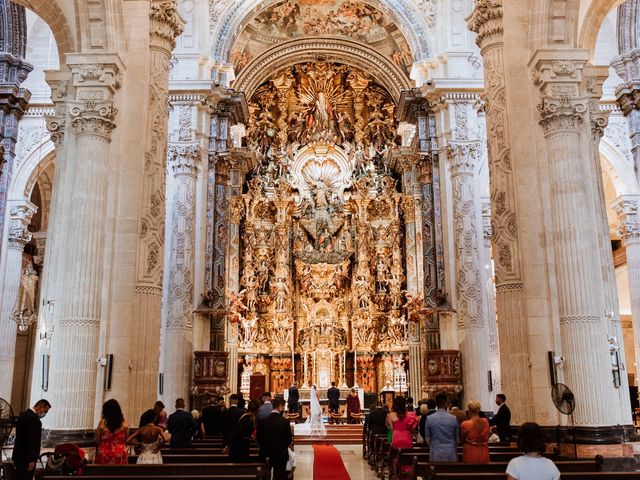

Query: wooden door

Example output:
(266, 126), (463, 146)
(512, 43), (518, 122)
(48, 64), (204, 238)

(250, 373), (266, 400)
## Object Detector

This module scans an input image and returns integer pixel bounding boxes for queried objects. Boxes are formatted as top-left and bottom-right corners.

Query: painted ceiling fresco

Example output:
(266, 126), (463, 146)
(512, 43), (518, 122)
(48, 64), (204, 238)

(230, 0), (413, 77)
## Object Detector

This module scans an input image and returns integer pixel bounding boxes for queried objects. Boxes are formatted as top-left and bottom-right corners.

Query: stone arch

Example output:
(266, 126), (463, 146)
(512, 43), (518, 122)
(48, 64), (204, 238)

(9, 0), (75, 59)
(210, 0), (432, 66)
(578, 0), (626, 54)
(600, 135), (640, 196)
(9, 135), (55, 200)
(233, 37), (412, 101)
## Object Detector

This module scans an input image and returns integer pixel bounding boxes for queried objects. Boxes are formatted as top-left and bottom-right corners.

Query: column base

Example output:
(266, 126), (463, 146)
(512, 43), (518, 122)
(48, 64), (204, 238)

(535, 425), (640, 459)
(42, 429), (96, 448)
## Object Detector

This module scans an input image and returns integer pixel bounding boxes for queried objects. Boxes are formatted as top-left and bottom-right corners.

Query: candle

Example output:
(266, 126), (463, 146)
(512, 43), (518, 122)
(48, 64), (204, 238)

(354, 349), (357, 387)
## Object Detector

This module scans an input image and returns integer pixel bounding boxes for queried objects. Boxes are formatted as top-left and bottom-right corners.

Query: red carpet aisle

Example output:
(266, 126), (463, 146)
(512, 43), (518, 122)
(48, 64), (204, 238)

(312, 444), (352, 480)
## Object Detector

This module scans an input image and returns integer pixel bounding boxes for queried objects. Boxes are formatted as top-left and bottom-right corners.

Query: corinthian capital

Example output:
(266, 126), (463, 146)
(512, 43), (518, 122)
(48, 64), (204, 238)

(612, 195), (640, 241)
(150, 1), (185, 53)
(537, 95), (587, 136)
(68, 100), (118, 140)
(466, 0), (503, 49)
(65, 55), (124, 141)
(447, 141), (481, 175)
(7, 201), (36, 251)
(168, 143), (200, 177)
(45, 115), (65, 148)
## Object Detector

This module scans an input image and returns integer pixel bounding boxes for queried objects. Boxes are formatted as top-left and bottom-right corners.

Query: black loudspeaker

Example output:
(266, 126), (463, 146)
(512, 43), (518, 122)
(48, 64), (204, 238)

(487, 370), (493, 392)
(548, 351), (557, 386)
(41, 354), (50, 391)
(103, 354), (114, 391)
(158, 373), (164, 396)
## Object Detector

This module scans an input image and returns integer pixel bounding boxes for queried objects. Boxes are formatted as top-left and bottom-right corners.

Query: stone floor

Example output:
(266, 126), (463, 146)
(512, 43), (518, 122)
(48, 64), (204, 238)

(294, 444), (377, 479)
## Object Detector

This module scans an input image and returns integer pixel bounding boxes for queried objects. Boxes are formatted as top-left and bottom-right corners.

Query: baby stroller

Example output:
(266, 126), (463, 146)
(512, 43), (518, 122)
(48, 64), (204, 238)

(37, 443), (87, 477)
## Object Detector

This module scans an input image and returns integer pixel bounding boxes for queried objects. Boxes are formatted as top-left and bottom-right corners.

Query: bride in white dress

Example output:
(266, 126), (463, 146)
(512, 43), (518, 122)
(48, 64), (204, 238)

(294, 385), (326, 437)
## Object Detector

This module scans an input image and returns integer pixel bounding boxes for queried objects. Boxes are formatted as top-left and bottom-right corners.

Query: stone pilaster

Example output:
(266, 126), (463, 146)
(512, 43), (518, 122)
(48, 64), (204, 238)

(448, 141), (492, 407)
(162, 143), (200, 404)
(481, 201), (500, 392)
(0, 200), (35, 399)
(46, 55), (123, 431)
(467, 0), (533, 422)
(129, 0), (184, 419)
(531, 50), (625, 426)
(613, 195), (640, 376)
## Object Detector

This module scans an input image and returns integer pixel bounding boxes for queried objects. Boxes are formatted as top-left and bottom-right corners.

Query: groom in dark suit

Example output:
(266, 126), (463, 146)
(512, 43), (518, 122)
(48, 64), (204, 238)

(327, 382), (340, 414)
(12, 399), (51, 480)
(287, 383), (299, 414)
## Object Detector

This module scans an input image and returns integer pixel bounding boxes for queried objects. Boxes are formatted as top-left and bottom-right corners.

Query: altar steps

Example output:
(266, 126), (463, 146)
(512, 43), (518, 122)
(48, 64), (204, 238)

(294, 423), (363, 445)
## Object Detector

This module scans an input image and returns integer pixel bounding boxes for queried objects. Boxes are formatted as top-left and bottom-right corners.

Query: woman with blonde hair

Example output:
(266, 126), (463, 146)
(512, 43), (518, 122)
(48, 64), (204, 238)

(460, 400), (490, 463)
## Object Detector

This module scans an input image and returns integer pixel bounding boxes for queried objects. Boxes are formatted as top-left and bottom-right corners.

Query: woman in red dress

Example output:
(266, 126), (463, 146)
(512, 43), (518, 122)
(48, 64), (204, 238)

(95, 399), (129, 464)
(460, 400), (490, 463)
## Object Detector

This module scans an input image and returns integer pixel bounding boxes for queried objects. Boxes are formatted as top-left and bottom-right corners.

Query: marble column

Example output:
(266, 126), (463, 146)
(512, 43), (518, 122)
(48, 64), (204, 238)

(467, 1), (533, 422)
(531, 51), (621, 426)
(162, 143), (200, 404)
(129, 0), (184, 418)
(448, 141), (492, 407)
(585, 68), (632, 416)
(0, 200), (35, 399)
(28, 72), (69, 405)
(613, 195), (640, 372)
(46, 56), (123, 431)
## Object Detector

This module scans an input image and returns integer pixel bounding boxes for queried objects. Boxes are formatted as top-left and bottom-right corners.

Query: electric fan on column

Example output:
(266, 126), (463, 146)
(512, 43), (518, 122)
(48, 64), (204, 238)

(0, 397), (16, 461)
(551, 383), (576, 458)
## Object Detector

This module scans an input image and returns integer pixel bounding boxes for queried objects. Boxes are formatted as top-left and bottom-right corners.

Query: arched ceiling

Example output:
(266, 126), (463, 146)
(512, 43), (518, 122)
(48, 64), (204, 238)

(229, 0), (414, 80)
(210, 0), (432, 68)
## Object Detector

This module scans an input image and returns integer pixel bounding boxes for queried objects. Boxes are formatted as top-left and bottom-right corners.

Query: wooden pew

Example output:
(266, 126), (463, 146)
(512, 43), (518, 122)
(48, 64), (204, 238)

(420, 474), (638, 480)
(83, 462), (266, 479)
(45, 476), (259, 480)
(390, 449), (553, 480)
(409, 456), (608, 480)
(128, 454), (261, 464)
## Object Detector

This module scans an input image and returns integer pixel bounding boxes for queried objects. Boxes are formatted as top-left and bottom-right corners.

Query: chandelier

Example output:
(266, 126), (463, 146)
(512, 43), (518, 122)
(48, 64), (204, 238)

(11, 306), (37, 332)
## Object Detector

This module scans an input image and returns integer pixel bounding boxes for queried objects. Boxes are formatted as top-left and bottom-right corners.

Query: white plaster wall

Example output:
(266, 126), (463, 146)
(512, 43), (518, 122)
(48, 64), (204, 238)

(593, 8), (624, 100)
(22, 11), (58, 104)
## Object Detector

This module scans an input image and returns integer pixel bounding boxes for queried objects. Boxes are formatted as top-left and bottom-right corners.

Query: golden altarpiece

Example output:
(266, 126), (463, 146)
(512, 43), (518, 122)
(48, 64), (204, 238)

(193, 62), (460, 405)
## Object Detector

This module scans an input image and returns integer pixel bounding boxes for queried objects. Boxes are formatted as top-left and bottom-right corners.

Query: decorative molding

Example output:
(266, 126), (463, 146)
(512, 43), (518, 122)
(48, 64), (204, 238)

(150, 0), (185, 53)
(7, 202), (35, 250)
(233, 36), (411, 100)
(168, 143), (200, 177)
(466, 0), (503, 50)
(447, 141), (481, 175)
(613, 195), (640, 240)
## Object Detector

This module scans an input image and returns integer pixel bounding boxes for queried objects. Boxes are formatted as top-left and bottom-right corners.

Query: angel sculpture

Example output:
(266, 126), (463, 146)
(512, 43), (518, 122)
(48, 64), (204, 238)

(404, 292), (435, 322)
(227, 289), (248, 324)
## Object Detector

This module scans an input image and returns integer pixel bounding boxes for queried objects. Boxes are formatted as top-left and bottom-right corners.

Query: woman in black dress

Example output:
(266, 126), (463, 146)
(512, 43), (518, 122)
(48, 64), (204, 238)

(229, 399), (260, 462)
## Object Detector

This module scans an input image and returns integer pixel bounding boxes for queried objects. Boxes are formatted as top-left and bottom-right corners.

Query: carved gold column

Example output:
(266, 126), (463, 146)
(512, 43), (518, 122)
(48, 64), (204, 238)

(130, 0), (183, 418)
(468, 1), (533, 421)
(531, 50), (626, 426)
(226, 194), (242, 395)
(47, 55), (123, 430)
